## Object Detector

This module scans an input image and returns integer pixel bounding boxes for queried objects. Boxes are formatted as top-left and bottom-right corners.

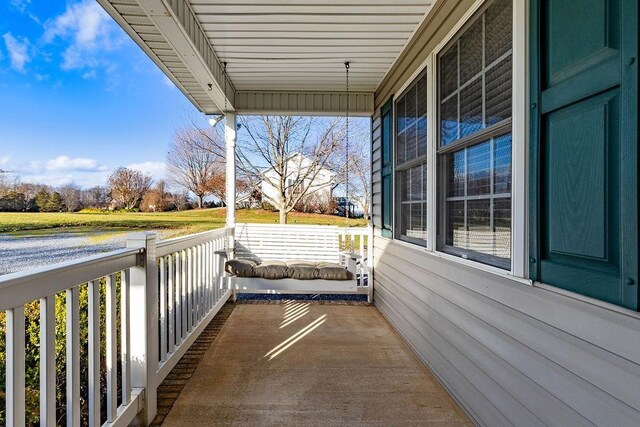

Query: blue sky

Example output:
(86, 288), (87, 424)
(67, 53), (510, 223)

(0, 0), (201, 188)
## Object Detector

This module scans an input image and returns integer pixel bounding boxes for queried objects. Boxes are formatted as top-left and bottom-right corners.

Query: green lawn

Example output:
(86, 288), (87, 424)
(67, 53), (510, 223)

(0, 208), (367, 236)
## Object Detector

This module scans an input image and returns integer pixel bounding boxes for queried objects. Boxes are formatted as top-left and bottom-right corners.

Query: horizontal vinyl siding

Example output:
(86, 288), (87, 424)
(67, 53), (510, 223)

(371, 1), (640, 425)
(373, 240), (640, 426)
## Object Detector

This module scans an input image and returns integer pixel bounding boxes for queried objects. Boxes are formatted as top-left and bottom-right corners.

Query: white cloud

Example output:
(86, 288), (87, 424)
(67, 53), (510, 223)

(43, 0), (122, 71)
(10, 0), (31, 13)
(46, 155), (107, 172)
(127, 161), (167, 181)
(82, 70), (96, 79)
(0, 156), (9, 166)
(2, 33), (30, 71)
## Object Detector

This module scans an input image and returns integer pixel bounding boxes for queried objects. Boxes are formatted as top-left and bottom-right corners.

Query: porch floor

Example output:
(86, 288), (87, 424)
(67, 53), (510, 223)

(161, 301), (471, 426)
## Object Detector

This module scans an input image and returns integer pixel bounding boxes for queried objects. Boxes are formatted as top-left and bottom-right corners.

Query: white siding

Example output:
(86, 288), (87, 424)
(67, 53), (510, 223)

(373, 240), (640, 426)
(371, 1), (640, 426)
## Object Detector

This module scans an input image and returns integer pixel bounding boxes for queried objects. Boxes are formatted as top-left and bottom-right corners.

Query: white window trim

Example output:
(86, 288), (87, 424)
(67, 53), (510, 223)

(390, 0), (528, 279)
(392, 57), (432, 250)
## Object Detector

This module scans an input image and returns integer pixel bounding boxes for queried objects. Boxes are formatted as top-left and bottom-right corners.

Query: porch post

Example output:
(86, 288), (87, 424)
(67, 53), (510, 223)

(225, 112), (237, 251)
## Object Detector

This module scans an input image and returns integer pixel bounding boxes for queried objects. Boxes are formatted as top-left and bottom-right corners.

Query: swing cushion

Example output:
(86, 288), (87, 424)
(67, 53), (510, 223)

(315, 262), (353, 280)
(225, 259), (258, 277)
(225, 259), (353, 280)
(253, 260), (290, 279)
(286, 260), (318, 280)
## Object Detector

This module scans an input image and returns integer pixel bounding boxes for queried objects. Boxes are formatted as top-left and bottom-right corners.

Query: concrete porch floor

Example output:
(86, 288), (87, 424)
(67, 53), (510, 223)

(161, 302), (471, 426)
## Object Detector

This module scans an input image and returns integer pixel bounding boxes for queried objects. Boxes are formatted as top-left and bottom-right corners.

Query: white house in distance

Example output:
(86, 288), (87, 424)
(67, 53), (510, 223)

(259, 153), (335, 208)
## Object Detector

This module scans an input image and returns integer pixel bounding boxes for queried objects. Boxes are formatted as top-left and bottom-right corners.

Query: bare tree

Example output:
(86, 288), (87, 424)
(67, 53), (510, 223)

(108, 167), (152, 209)
(237, 116), (344, 224)
(169, 191), (191, 211)
(167, 125), (225, 208)
(141, 180), (171, 212)
(81, 186), (109, 209)
(336, 119), (371, 220)
(58, 184), (83, 212)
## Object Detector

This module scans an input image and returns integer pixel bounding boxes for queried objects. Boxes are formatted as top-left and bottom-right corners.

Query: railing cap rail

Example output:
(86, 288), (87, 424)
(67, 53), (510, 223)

(0, 247), (142, 311)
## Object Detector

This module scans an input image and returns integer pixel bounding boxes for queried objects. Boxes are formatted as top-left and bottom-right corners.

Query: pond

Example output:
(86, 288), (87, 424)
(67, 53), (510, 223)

(0, 227), (171, 275)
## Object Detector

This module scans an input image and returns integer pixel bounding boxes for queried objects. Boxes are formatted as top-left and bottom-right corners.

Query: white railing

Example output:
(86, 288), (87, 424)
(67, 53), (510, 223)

(0, 227), (233, 426)
(338, 226), (373, 289)
(0, 248), (143, 427)
(154, 228), (232, 381)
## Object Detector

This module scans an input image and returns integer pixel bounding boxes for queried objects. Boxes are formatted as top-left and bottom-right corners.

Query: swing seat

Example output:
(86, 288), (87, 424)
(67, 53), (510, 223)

(226, 223), (369, 299)
(225, 258), (354, 280)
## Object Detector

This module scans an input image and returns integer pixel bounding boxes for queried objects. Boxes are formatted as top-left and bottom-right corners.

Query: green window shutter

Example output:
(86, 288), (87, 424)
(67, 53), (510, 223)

(380, 97), (394, 238)
(530, 0), (638, 310)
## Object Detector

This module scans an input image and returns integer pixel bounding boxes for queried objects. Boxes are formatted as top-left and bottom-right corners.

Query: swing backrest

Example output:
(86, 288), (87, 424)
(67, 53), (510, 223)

(234, 223), (340, 264)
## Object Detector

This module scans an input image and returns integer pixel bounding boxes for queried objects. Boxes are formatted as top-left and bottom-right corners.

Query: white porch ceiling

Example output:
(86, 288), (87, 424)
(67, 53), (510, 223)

(98, 0), (433, 114)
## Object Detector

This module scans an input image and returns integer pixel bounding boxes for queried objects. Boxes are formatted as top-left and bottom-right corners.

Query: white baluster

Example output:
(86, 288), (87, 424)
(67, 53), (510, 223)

(6, 305), (25, 427)
(187, 247), (194, 331)
(88, 280), (101, 427)
(181, 249), (188, 337)
(106, 274), (118, 422)
(40, 296), (56, 426)
(66, 288), (80, 427)
(168, 253), (175, 354)
(159, 256), (167, 361)
(121, 269), (131, 406)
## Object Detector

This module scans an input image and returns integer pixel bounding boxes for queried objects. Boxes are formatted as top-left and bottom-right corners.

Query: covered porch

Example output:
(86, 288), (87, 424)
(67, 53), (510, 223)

(3, 0), (640, 426)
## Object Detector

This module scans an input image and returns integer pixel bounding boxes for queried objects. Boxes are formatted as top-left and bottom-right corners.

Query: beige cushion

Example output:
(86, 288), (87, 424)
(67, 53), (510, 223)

(254, 260), (289, 280)
(315, 262), (352, 280)
(225, 259), (258, 277)
(286, 260), (318, 280)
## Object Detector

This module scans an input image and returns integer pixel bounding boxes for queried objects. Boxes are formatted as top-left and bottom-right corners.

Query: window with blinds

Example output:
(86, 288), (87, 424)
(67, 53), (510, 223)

(437, 0), (513, 269)
(396, 71), (428, 246)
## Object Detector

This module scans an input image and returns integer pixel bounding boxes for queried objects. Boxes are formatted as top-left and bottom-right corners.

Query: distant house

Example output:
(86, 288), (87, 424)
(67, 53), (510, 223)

(259, 153), (335, 209)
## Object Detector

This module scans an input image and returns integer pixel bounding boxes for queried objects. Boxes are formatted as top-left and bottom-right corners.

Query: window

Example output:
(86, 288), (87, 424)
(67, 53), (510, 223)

(437, 0), (513, 269)
(380, 98), (394, 238)
(395, 71), (428, 245)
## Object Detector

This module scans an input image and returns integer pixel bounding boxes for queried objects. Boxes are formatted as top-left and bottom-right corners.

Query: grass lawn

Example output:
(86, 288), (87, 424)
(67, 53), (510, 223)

(0, 208), (367, 236)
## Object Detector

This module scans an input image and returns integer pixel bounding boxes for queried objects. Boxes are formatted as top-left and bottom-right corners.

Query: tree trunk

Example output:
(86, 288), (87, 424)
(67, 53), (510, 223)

(197, 194), (204, 209)
(279, 209), (287, 224)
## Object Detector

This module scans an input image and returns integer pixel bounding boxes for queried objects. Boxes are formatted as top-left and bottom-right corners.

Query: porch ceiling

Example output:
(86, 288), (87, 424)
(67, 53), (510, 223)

(98, 0), (433, 115)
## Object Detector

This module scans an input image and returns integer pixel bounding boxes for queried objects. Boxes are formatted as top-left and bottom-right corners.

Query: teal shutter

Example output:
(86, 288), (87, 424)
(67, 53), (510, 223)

(530, 0), (638, 310)
(380, 98), (394, 238)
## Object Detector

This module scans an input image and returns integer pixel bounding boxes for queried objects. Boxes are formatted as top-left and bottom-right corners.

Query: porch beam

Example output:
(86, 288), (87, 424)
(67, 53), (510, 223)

(225, 112), (237, 249)
(135, 0), (235, 111)
(235, 91), (374, 116)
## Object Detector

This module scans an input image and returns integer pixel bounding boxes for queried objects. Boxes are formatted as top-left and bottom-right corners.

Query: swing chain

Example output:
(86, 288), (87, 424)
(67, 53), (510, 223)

(344, 61), (351, 252)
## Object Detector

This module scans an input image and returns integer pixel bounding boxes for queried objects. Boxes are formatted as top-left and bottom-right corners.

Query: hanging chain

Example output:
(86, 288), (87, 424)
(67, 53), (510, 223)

(223, 61), (229, 252)
(345, 61), (350, 226)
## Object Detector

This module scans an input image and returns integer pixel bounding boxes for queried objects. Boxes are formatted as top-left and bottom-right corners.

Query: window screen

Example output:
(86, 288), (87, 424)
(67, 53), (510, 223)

(396, 71), (428, 245)
(437, 0), (513, 269)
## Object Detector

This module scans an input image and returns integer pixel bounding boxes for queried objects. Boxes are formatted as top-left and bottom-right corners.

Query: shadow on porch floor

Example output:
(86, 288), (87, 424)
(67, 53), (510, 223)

(156, 300), (471, 426)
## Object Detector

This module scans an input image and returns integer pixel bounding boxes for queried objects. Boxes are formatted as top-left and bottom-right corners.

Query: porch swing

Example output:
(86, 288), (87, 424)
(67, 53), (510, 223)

(225, 62), (371, 300)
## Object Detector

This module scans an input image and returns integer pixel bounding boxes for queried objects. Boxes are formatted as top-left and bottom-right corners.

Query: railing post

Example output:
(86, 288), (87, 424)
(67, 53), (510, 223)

(127, 232), (158, 426)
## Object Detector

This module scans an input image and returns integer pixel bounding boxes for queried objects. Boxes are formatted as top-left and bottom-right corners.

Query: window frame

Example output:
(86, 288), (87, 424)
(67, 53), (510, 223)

(386, 0), (527, 277)
(431, 0), (526, 275)
(394, 68), (430, 246)
(380, 97), (394, 239)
